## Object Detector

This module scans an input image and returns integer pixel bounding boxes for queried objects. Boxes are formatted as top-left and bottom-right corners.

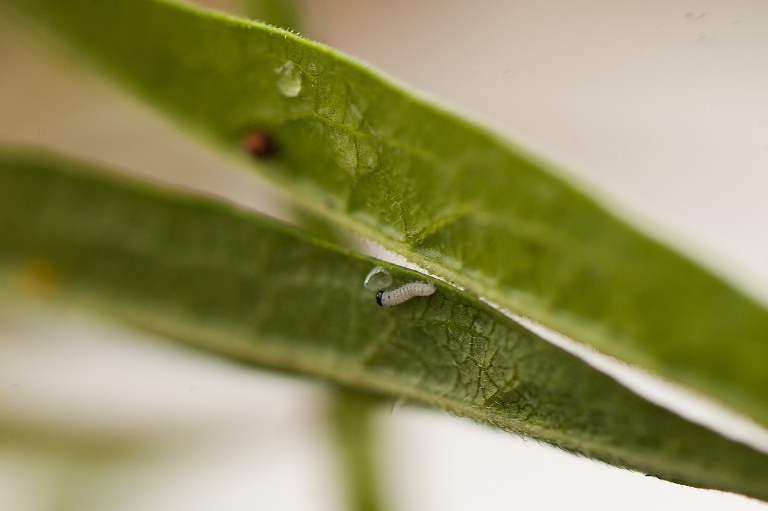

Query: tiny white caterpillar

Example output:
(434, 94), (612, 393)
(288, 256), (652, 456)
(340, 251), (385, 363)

(376, 281), (436, 307)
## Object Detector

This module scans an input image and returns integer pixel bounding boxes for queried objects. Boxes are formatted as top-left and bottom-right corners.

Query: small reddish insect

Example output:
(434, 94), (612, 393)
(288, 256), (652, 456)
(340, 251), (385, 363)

(242, 130), (276, 158)
(376, 281), (436, 307)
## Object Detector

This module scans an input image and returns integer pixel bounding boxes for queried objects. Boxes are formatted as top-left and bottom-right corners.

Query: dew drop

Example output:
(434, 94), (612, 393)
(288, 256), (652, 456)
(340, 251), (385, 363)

(363, 266), (393, 291)
(275, 61), (302, 98)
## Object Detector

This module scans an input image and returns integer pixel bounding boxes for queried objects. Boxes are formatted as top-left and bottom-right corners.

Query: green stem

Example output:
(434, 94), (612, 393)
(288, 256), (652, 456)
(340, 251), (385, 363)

(331, 389), (387, 511)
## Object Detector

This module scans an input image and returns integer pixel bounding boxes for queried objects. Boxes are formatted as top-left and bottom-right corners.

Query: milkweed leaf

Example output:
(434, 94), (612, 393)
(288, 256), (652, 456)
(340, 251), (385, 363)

(2, 151), (768, 500)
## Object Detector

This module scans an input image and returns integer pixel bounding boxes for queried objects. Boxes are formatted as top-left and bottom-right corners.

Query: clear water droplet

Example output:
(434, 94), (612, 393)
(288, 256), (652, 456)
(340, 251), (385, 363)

(363, 266), (393, 291)
(275, 61), (302, 97)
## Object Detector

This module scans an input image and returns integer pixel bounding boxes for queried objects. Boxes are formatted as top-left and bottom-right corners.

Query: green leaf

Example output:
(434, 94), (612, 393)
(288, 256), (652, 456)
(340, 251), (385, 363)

(6, 0), (768, 429)
(2, 151), (768, 500)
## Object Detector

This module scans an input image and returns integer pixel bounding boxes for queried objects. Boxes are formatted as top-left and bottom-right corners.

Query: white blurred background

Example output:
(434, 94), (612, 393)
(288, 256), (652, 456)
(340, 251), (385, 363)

(1, 0), (768, 509)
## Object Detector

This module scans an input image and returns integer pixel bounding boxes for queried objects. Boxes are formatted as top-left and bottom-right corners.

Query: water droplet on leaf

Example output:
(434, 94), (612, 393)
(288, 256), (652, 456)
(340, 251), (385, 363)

(275, 61), (302, 97)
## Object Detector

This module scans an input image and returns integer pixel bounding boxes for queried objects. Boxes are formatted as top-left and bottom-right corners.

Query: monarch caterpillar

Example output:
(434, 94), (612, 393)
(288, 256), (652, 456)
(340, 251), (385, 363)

(376, 281), (436, 307)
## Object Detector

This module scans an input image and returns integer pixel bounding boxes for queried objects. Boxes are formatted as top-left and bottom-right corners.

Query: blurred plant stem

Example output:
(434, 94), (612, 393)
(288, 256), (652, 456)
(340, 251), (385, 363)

(330, 389), (388, 511)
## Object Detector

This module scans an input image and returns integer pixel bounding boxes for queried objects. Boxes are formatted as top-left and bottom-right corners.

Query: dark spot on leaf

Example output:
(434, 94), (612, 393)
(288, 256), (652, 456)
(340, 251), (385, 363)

(242, 130), (276, 158)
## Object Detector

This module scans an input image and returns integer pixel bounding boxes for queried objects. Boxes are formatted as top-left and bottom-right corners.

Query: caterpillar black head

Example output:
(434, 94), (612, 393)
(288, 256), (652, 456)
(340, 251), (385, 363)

(375, 290), (384, 306)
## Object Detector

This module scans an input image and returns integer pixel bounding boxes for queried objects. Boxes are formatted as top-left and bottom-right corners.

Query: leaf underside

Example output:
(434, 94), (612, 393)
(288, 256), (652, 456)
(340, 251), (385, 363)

(5, 0), (768, 429)
(1, 153), (768, 500)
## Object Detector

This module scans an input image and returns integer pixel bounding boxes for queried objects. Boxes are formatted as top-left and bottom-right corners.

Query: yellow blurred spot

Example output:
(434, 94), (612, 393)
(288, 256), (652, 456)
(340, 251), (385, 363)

(14, 258), (61, 300)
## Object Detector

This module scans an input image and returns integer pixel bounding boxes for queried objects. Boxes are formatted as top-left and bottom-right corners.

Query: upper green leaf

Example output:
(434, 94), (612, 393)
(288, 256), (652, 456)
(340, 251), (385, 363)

(5, 0), (768, 429)
(3, 151), (768, 500)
